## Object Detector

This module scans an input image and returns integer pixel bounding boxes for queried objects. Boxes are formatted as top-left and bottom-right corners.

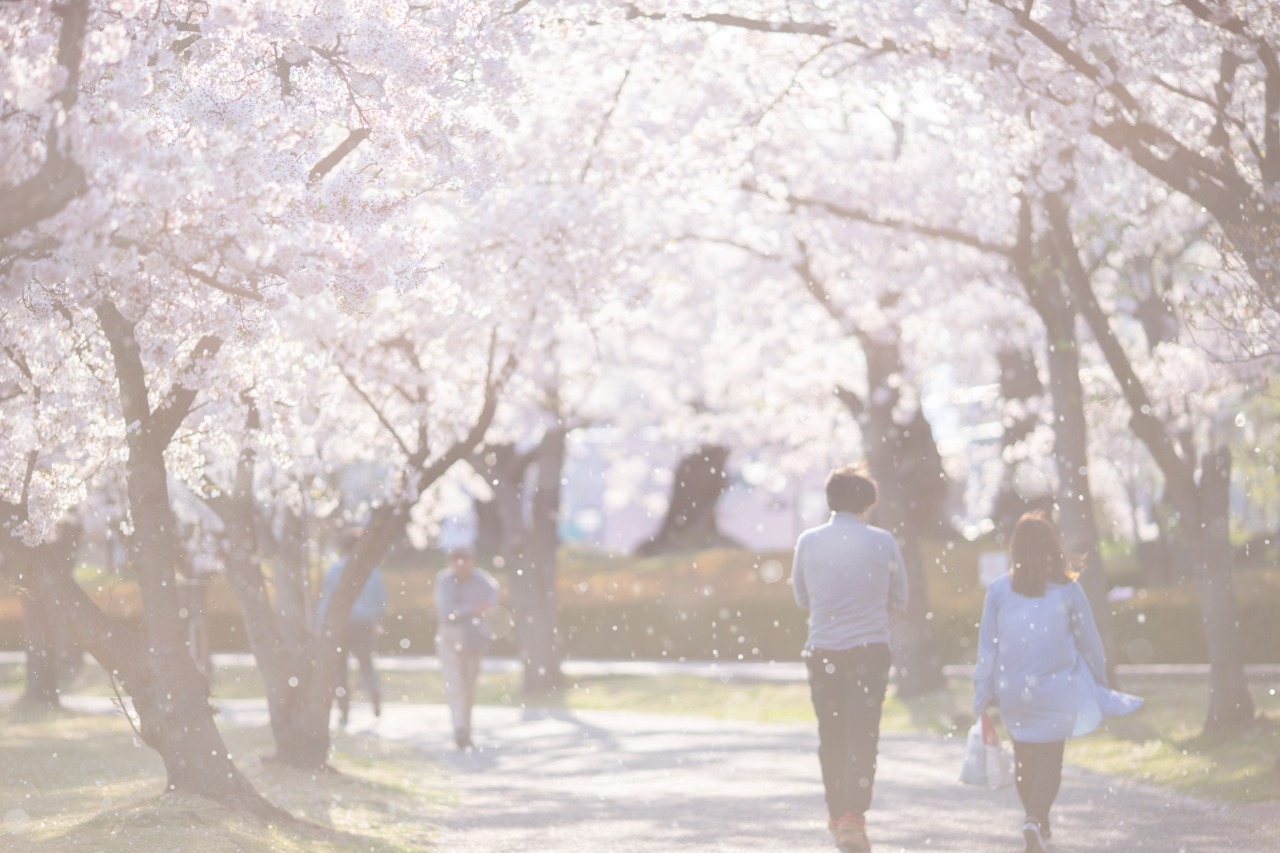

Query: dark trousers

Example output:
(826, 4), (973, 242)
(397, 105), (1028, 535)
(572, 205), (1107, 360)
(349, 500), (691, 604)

(336, 621), (381, 720)
(1012, 739), (1065, 825)
(805, 643), (892, 819)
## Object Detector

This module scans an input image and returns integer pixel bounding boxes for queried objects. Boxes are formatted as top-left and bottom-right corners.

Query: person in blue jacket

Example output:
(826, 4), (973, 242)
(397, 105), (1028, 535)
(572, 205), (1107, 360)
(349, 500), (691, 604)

(973, 510), (1142, 853)
(319, 557), (388, 727)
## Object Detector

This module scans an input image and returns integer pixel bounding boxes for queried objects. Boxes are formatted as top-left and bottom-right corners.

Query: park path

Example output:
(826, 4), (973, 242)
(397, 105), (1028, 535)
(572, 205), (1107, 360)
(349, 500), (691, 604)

(271, 700), (1278, 853)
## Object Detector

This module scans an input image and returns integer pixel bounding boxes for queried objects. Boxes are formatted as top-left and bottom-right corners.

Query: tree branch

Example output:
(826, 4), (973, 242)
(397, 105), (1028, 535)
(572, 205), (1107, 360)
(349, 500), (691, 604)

(340, 364), (416, 461)
(309, 128), (372, 183)
(787, 191), (1015, 256)
(151, 335), (222, 447)
(0, 0), (90, 241)
(1044, 194), (1193, 495)
(623, 4), (835, 37)
(415, 350), (517, 489)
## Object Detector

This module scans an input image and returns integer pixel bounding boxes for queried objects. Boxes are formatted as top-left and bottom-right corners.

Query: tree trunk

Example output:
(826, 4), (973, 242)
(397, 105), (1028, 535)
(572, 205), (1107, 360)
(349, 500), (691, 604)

(990, 347), (1045, 533)
(224, 352), (508, 768)
(126, 449), (276, 804)
(21, 546), (282, 815)
(95, 301), (279, 811)
(215, 461), (327, 767)
(848, 336), (947, 697)
(1039, 298), (1114, 663)
(636, 445), (739, 556)
(472, 435), (567, 698)
(516, 429), (566, 696)
(794, 259), (948, 695)
(17, 528), (82, 709)
(276, 501), (409, 768)
(1191, 448), (1255, 733)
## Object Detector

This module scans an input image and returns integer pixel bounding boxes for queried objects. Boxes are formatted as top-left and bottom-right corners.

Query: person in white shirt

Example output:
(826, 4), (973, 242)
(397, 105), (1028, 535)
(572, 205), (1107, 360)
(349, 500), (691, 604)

(792, 467), (908, 853)
(434, 545), (499, 750)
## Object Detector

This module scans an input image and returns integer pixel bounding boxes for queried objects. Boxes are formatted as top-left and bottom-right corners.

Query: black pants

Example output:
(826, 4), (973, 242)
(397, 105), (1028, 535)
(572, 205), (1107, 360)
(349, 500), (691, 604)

(336, 621), (381, 720)
(805, 643), (892, 819)
(1012, 739), (1065, 825)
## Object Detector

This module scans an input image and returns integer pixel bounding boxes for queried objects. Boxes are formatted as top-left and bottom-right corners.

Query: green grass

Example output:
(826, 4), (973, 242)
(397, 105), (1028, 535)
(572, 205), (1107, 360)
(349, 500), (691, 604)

(1054, 682), (1280, 804)
(893, 679), (1280, 805)
(5, 660), (1277, 810)
(0, 702), (448, 852)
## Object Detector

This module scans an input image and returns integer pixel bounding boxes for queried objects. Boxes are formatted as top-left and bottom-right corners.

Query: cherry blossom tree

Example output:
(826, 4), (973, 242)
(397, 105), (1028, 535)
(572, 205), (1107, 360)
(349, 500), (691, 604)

(2, 0), (524, 803)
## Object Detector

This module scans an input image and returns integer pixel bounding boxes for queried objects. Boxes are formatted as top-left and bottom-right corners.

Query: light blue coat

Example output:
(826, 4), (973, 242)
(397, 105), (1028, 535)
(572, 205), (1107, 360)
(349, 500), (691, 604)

(973, 574), (1142, 742)
(317, 560), (387, 625)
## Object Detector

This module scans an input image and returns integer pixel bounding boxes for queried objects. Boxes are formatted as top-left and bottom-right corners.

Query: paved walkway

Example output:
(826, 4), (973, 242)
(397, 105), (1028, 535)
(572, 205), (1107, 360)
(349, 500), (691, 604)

(196, 697), (1277, 853)
(7, 656), (1275, 851)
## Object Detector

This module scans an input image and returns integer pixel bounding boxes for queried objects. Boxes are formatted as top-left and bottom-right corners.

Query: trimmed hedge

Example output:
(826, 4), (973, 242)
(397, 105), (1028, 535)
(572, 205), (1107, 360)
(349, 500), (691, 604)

(2, 548), (1277, 665)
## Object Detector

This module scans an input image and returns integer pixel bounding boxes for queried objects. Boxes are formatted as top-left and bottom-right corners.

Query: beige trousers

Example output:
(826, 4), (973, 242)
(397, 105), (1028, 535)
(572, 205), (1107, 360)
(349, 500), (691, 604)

(437, 625), (483, 736)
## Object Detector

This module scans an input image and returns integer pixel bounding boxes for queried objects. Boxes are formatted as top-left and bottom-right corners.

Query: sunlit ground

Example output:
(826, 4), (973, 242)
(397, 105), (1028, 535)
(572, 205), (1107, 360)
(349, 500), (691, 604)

(0, 704), (449, 852)
(3, 662), (1277, 807)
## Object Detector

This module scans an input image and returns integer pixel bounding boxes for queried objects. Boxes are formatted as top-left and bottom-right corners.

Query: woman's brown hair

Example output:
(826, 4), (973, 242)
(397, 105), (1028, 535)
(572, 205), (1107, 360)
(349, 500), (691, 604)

(1009, 510), (1079, 597)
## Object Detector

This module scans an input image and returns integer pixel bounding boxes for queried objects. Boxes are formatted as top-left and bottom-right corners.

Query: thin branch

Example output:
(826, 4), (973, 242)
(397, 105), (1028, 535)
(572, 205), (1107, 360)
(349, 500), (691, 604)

(414, 352), (516, 488)
(786, 191), (1015, 256)
(751, 40), (850, 129)
(581, 69), (630, 184)
(671, 233), (781, 261)
(107, 669), (144, 738)
(623, 3), (950, 60)
(340, 364), (415, 460)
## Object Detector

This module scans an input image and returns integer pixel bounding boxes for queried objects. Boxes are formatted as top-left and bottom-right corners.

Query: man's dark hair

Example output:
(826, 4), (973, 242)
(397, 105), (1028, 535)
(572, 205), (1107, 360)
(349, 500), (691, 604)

(826, 467), (878, 514)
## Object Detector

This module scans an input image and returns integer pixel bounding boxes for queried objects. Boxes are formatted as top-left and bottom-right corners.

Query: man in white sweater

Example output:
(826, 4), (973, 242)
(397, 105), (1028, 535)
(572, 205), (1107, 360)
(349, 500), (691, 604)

(792, 467), (908, 852)
(434, 545), (499, 750)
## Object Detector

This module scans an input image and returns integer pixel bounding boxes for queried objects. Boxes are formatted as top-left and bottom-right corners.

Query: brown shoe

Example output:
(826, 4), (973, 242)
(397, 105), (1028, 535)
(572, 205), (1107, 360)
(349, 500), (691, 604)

(833, 812), (871, 852)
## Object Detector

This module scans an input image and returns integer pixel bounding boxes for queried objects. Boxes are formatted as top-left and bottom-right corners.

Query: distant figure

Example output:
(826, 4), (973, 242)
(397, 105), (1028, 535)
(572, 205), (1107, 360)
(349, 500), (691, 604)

(792, 467), (908, 853)
(434, 545), (498, 750)
(318, 558), (387, 727)
(973, 510), (1142, 853)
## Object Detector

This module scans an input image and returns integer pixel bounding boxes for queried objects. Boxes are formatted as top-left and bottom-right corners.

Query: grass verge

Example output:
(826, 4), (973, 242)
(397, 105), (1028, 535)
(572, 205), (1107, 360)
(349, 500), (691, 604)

(4, 659), (1277, 809)
(0, 702), (448, 852)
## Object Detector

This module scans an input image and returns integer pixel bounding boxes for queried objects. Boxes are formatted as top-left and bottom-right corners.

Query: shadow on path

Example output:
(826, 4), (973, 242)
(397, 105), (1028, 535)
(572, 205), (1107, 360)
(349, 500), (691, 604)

(375, 704), (1278, 853)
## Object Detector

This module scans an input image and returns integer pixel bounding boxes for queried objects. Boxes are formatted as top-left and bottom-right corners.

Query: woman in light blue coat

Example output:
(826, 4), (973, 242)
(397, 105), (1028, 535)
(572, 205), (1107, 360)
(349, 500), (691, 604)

(973, 511), (1142, 853)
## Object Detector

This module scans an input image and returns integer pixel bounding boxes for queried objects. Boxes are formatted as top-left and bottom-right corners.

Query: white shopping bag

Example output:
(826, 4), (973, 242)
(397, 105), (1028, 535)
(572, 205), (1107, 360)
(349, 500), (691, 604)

(959, 712), (1016, 790)
(958, 718), (987, 786)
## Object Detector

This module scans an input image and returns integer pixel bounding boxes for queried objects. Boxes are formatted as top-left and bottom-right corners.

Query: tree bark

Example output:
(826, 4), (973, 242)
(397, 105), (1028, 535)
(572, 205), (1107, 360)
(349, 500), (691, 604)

(636, 445), (739, 556)
(18, 533), (80, 709)
(471, 432), (568, 698)
(1189, 448), (1255, 733)
(1039, 312), (1113, 663)
(211, 437), (321, 767)
(516, 428), (566, 696)
(990, 346), (1045, 533)
(95, 302), (280, 812)
(845, 336), (948, 697)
